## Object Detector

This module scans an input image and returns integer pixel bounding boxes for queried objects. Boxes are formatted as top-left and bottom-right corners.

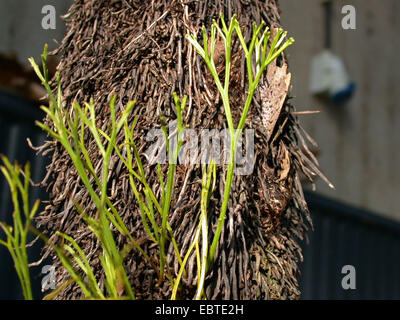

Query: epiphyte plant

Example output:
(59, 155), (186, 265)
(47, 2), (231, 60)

(186, 13), (294, 270)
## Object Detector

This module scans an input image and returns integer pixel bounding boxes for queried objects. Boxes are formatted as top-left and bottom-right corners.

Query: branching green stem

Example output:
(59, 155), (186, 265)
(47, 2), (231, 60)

(187, 14), (294, 271)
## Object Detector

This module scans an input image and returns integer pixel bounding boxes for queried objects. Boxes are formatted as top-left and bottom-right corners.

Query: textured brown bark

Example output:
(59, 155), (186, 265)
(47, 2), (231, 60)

(36, 0), (326, 300)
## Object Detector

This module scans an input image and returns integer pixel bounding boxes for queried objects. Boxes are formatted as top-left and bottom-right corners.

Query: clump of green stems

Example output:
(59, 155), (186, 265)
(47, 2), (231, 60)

(0, 14), (293, 300)
(29, 45), (141, 299)
(0, 157), (39, 300)
(186, 13), (294, 270)
(1, 45), (208, 299)
(28, 45), (192, 298)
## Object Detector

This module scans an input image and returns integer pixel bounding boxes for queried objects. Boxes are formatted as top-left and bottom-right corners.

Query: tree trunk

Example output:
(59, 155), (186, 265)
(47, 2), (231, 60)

(37, 0), (323, 300)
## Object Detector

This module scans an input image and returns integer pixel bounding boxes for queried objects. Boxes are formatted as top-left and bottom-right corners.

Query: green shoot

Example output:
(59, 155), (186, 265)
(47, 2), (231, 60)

(29, 49), (140, 299)
(0, 157), (39, 300)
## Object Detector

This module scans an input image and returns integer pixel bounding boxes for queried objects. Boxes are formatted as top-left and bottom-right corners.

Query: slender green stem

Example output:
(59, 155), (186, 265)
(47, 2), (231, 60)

(159, 93), (187, 282)
(207, 159), (234, 269)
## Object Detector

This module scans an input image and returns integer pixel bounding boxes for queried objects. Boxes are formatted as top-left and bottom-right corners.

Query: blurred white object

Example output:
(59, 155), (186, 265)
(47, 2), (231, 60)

(309, 49), (355, 104)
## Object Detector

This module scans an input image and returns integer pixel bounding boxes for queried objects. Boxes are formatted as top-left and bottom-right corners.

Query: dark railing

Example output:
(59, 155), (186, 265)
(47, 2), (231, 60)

(0, 91), (399, 299)
(301, 192), (400, 300)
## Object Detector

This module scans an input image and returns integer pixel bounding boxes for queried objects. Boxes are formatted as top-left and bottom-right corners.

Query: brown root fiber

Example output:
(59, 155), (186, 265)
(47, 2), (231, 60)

(36, 0), (325, 300)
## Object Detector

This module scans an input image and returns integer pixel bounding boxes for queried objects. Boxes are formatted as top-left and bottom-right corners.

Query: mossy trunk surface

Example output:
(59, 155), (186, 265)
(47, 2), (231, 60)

(37, 0), (326, 299)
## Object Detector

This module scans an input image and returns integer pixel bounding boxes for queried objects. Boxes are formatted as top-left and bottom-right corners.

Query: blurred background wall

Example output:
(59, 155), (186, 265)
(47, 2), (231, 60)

(280, 0), (400, 222)
(0, 0), (71, 63)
